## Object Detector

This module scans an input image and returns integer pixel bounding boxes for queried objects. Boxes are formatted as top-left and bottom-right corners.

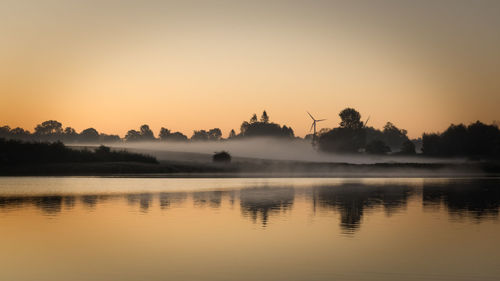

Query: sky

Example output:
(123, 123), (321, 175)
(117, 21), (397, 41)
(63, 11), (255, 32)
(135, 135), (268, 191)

(1, 0), (499, 138)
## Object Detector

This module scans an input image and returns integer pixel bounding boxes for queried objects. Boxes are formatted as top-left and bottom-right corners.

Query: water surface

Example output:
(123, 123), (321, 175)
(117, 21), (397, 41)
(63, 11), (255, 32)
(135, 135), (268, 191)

(0, 177), (499, 281)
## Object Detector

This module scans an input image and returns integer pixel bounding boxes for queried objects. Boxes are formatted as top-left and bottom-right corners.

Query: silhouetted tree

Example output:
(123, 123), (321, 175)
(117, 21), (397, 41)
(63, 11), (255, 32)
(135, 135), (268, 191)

(63, 127), (78, 142)
(238, 112), (294, 139)
(382, 122), (409, 148)
(281, 125), (294, 138)
(466, 121), (499, 156)
(79, 128), (99, 143)
(228, 129), (237, 139)
(34, 120), (63, 141)
(99, 133), (121, 143)
(208, 128), (222, 141)
(240, 121), (249, 134)
(159, 127), (188, 142)
(318, 127), (366, 153)
(64, 127), (77, 136)
(191, 130), (209, 141)
(10, 127), (31, 141)
(139, 124), (155, 141)
(125, 130), (141, 142)
(250, 114), (258, 123)
(124, 125), (156, 142)
(35, 120), (63, 136)
(158, 128), (171, 139)
(366, 140), (391, 154)
(260, 110), (269, 123)
(440, 124), (468, 155)
(421, 121), (500, 158)
(399, 140), (416, 155)
(339, 108), (363, 129)
(318, 108), (366, 153)
(0, 126), (11, 138)
(422, 133), (441, 156)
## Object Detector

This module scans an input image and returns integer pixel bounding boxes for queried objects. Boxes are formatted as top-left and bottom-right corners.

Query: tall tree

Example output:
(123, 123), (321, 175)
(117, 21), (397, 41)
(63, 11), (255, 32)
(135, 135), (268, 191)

(260, 110), (269, 123)
(208, 128), (222, 141)
(80, 128), (99, 142)
(339, 108), (363, 129)
(34, 120), (63, 135)
(250, 114), (258, 123)
(125, 130), (141, 142)
(140, 124), (155, 140)
(191, 130), (209, 141)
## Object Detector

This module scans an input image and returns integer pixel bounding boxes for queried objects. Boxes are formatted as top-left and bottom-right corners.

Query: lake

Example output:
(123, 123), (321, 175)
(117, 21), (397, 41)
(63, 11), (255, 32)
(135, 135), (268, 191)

(0, 177), (499, 281)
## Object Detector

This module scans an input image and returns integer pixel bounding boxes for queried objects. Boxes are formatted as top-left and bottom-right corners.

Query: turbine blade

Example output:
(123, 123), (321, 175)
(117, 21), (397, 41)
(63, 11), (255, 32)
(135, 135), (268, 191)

(316, 119), (327, 122)
(364, 116), (370, 127)
(307, 111), (315, 120)
(310, 122), (315, 132)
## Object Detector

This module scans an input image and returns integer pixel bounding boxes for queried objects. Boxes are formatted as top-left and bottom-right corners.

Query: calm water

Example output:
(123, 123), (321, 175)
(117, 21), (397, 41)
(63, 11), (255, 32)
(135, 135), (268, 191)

(1, 177), (499, 281)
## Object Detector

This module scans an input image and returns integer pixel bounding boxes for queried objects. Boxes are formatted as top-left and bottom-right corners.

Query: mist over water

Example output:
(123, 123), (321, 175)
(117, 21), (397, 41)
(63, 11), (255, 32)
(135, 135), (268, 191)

(99, 138), (458, 164)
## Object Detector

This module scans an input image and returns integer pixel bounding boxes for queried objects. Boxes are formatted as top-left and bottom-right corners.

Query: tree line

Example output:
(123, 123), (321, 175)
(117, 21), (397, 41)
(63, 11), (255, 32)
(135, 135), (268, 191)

(422, 122), (500, 158)
(0, 110), (294, 143)
(317, 107), (499, 159)
(2, 109), (499, 158)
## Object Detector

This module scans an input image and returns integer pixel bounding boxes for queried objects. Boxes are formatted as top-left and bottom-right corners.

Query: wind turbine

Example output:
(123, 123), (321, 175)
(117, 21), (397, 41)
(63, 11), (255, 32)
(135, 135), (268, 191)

(307, 111), (326, 142)
(363, 115), (370, 128)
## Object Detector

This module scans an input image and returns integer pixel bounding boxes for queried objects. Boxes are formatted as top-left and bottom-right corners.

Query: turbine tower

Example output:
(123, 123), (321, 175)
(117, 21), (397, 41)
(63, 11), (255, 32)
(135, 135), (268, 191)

(307, 111), (326, 144)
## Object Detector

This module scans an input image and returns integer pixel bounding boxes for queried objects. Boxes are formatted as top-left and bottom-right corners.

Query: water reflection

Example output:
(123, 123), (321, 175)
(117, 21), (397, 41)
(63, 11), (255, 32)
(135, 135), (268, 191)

(159, 192), (187, 209)
(0, 179), (499, 232)
(312, 184), (413, 233)
(423, 179), (500, 222)
(127, 193), (154, 212)
(192, 191), (226, 208)
(34, 196), (64, 214)
(240, 187), (294, 226)
(81, 195), (98, 209)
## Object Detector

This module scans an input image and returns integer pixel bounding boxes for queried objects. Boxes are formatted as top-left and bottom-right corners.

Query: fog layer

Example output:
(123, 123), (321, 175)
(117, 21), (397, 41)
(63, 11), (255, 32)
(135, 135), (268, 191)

(99, 138), (457, 164)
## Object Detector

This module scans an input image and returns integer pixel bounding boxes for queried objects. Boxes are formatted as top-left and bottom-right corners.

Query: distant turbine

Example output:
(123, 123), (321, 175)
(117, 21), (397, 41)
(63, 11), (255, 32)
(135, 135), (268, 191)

(307, 111), (326, 143)
(363, 116), (370, 128)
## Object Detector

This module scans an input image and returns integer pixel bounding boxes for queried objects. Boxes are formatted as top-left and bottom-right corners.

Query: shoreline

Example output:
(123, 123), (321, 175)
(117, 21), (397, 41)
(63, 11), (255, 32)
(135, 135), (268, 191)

(2, 160), (499, 177)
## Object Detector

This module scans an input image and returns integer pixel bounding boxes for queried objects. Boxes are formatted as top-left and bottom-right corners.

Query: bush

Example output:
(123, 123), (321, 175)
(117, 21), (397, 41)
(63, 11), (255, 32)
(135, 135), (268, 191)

(213, 151), (231, 163)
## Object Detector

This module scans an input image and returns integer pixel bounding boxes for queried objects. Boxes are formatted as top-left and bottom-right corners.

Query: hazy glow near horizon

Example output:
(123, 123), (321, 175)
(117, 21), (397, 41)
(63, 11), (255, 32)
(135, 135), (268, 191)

(1, 0), (499, 138)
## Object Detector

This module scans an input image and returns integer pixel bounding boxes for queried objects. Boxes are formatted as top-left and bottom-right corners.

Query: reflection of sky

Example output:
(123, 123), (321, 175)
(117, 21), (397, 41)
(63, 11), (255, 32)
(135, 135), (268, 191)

(1, 1), (500, 138)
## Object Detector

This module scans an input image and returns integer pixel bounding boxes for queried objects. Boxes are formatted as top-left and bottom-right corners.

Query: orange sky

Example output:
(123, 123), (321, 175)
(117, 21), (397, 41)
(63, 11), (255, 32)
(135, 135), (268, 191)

(1, 0), (499, 138)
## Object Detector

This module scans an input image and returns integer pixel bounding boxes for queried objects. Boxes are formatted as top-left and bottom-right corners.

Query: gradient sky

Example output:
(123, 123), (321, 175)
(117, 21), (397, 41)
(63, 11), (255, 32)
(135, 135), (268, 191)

(1, 0), (499, 138)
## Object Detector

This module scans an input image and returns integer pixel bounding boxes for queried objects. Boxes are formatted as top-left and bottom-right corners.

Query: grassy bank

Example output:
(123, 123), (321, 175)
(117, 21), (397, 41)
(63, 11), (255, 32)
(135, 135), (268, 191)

(2, 158), (499, 177)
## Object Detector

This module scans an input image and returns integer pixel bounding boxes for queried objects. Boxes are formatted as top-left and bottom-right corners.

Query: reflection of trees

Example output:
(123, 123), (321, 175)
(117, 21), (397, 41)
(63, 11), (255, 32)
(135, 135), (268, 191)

(159, 192), (187, 209)
(63, 196), (76, 210)
(0, 195), (73, 215)
(127, 193), (154, 212)
(240, 187), (294, 226)
(313, 184), (411, 234)
(33, 196), (64, 214)
(81, 195), (98, 209)
(192, 191), (227, 208)
(423, 179), (500, 221)
(0, 196), (25, 210)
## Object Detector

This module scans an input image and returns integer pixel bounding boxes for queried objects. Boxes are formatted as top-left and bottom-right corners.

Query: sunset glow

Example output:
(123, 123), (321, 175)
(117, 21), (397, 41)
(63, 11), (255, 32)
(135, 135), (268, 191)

(1, 0), (499, 138)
